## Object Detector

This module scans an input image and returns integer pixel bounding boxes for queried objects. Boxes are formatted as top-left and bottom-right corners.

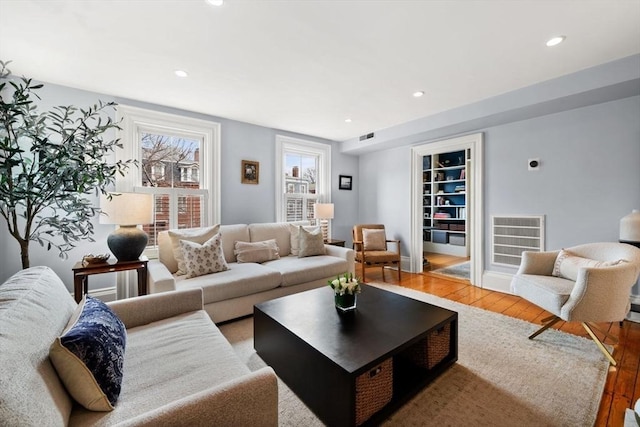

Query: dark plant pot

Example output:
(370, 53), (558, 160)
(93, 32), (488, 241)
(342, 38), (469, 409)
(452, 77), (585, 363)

(335, 293), (357, 313)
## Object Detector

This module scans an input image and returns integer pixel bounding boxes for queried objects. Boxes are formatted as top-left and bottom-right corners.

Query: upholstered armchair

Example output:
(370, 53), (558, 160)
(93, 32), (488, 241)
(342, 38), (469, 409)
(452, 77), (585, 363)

(352, 224), (401, 282)
(511, 242), (640, 365)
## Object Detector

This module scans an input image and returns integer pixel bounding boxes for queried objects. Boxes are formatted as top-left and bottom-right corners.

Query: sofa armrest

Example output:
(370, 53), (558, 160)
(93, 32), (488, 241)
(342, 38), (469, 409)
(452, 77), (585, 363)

(107, 288), (203, 329)
(325, 245), (356, 275)
(516, 250), (559, 276)
(147, 260), (177, 293)
(114, 367), (278, 427)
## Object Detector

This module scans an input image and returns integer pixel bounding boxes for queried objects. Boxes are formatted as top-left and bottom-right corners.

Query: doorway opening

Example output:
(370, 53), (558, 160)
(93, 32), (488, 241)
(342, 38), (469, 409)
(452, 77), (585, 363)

(410, 133), (483, 286)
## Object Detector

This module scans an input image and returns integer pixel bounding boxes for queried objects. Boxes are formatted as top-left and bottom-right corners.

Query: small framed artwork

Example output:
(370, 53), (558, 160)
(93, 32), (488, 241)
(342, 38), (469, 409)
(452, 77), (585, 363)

(339, 175), (352, 190)
(241, 160), (259, 184)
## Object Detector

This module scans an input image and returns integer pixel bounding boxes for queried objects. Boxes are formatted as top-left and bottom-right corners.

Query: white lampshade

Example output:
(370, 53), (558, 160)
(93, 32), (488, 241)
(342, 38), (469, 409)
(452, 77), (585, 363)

(100, 192), (153, 226)
(100, 192), (153, 261)
(620, 209), (640, 242)
(314, 203), (334, 220)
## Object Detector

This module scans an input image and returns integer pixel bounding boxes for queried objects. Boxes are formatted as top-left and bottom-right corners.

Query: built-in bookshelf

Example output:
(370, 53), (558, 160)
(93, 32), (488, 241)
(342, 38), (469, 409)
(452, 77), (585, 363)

(422, 149), (469, 256)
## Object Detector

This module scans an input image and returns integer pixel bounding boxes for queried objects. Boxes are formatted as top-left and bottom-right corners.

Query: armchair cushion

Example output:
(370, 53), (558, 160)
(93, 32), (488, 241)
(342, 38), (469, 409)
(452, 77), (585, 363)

(49, 296), (126, 412)
(363, 228), (387, 250)
(552, 249), (622, 281)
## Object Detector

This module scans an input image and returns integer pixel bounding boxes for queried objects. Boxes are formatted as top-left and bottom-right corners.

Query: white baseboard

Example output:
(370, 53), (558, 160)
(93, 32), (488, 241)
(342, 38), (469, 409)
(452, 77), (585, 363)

(72, 286), (117, 303)
(627, 311), (640, 323)
(401, 256), (412, 273)
(481, 271), (514, 294)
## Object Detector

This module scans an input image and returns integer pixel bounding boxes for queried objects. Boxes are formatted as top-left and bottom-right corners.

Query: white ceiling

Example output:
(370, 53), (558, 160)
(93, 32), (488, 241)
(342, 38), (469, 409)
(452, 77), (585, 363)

(1, 0), (639, 142)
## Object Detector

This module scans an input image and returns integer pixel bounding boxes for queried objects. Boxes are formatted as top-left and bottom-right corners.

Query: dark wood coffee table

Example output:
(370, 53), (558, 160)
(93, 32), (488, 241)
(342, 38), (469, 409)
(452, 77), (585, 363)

(254, 285), (458, 426)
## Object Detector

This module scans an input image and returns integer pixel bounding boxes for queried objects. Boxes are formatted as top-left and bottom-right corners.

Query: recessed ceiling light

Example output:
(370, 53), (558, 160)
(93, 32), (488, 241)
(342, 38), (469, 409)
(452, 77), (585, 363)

(413, 91), (425, 98)
(174, 70), (188, 78)
(546, 36), (566, 47)
(345, 118), (352, 123)
(206, 0), (224, 6)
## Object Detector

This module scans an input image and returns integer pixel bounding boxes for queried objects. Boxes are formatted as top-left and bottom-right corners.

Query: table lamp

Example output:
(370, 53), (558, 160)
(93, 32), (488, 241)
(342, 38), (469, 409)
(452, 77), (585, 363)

(314, 203), (334, 242)
(620, 209), (640, 244)
(100, 192), (154, 261)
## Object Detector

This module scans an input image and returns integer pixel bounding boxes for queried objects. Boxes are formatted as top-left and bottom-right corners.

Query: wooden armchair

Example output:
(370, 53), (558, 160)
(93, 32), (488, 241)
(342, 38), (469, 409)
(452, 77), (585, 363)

(352, 224), (401, 282)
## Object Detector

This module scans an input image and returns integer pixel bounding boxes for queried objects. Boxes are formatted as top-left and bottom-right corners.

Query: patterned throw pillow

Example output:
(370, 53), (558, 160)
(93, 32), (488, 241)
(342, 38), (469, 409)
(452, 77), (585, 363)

(363, 228), (387, 251)
(179, 233), (229, 279)
(298, 226), (326, 258)
(234, 239), (280, 263)
(168, 225), (221, 275)
(49, 296), (126, 411)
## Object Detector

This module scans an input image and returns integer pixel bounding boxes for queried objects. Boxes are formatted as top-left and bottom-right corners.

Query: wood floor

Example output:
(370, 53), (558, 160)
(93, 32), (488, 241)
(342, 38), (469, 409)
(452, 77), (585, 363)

(363, 263), (640, 427)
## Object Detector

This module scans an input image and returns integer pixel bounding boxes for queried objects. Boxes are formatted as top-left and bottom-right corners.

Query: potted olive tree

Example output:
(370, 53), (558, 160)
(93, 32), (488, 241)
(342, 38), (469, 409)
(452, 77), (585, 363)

(0, 60), (133, 269)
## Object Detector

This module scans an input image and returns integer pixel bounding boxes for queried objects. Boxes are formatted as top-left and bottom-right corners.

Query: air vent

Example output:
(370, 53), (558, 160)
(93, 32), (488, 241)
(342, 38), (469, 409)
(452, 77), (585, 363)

(359, 132), (375, 141)
(492, 215), (545, 267)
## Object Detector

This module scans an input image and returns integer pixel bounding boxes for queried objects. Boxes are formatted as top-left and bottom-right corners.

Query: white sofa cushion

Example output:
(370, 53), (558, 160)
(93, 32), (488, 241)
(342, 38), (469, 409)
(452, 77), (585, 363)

(0, 267), (76, 426)
(219, 224), (250, 263)
(264, 255), (349, 287)
(175, 263), (282, 304)
(249, 222), (296, 256)
(68, 310), (251, 425)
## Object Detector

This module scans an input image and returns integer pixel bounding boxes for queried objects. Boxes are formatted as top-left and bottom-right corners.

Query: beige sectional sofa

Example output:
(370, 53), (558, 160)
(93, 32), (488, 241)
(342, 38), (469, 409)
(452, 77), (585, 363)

(148, 222), (355, 323)
(0, 266), (278, 426)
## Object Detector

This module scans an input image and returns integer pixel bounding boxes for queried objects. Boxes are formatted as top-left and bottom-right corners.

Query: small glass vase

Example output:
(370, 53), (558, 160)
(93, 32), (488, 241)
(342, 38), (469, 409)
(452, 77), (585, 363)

(335, 293), (357, 313)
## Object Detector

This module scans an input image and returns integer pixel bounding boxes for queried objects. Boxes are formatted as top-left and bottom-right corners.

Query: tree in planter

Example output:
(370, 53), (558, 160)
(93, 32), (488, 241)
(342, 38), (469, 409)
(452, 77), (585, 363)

(0, 61), (134, 269)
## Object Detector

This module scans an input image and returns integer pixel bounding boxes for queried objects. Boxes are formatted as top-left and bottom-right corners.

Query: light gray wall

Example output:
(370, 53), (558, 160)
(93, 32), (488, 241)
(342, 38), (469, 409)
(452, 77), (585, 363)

(357, 95), (640, 295)
(0, 81), (360, 290)
(484, 96), (640, 266)
(358, 146), (411, 254)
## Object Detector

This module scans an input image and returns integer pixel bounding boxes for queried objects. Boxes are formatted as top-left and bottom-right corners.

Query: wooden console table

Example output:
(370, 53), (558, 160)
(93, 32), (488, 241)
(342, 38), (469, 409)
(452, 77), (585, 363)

(72, 256), (148, 303)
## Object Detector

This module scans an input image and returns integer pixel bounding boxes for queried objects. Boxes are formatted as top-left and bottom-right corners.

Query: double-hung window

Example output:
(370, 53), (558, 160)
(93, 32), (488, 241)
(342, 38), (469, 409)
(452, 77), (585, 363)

(275, 135), (331, 223)
(116, 105), (221, 258)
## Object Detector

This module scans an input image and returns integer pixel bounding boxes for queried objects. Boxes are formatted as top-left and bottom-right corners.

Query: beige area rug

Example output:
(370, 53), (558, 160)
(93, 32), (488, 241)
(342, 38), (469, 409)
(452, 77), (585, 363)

(219, 283), (609, 426)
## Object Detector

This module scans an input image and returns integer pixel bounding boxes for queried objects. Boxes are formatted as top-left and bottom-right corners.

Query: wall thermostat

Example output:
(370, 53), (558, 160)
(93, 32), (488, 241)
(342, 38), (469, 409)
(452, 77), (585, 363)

(528, 158), (540, 171)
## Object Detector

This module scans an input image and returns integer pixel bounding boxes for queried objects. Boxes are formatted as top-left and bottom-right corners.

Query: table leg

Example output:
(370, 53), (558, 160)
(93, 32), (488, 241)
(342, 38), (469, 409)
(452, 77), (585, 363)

(73, 275), (86, 303)
(137, 267), (148, 296)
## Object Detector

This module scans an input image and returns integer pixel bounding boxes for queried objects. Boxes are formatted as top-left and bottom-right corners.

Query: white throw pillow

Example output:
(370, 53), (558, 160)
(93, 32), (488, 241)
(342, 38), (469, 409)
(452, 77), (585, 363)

(552, 249), (623, 281)
(290, 224), (320, 256)
(298, 227), (325, 258)
(179, 233), (229, 279)
(168, 225), (220, 275)
(234, 239), (280, 263)
(362, 228), (387, 251)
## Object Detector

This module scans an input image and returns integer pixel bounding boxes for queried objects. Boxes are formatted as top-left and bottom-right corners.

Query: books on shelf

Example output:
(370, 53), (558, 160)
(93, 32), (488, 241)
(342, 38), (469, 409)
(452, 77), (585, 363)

(433, 212), (451, 219)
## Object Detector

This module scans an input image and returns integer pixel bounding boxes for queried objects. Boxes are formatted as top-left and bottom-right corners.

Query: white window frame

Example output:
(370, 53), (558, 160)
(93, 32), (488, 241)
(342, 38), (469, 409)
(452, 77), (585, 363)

(116, 105), (221, 256)
(275, 135), (331, 222)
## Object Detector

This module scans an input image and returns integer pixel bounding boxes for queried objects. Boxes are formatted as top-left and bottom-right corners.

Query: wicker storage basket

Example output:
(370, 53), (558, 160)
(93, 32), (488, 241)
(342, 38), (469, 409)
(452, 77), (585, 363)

(402, 323), (451, 369)
(355, 358), (393, 426)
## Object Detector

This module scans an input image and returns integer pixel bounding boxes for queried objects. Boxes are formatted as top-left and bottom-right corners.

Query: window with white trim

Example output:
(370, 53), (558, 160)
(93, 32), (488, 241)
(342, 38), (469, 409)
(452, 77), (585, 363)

(275, 135), (331, 223)
(116, 106), (221, 256)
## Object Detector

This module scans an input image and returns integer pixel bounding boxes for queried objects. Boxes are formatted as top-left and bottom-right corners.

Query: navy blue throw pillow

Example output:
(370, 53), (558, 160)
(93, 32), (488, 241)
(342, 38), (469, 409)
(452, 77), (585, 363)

(50, 295), (127, 411)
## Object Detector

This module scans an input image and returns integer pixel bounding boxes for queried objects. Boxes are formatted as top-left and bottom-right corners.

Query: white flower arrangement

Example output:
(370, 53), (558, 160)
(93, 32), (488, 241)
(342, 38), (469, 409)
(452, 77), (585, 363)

(328, 273), (361, 296)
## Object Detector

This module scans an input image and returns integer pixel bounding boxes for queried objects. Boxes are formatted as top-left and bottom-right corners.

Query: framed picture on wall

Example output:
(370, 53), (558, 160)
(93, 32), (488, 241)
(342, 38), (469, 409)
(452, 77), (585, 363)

(241, 160), (259, 184)
(339, 175), (352, 190)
